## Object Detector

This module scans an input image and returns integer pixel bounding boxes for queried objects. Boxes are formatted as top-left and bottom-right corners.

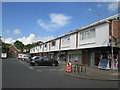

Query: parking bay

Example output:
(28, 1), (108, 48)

(19, 59), (66, 72)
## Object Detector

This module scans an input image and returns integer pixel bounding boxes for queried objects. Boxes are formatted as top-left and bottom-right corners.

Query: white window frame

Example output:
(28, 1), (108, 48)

(51, 40), (56, 46)
(80, 28), (95, 41)
(61, 36), (70, 48)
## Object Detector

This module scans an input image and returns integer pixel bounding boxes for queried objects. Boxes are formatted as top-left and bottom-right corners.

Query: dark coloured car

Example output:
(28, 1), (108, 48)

(30, 57), (59, 66)
(26, 56), (32, 63)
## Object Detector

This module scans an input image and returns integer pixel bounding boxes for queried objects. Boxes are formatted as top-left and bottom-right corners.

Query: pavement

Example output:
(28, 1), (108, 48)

(60, 62), (120, 81)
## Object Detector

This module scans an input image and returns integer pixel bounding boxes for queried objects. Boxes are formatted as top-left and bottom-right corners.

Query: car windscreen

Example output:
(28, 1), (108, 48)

(34, 57), (45, 61)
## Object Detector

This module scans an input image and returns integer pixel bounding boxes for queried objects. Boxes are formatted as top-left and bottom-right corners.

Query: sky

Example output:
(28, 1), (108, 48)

(2, 2), (119, 45)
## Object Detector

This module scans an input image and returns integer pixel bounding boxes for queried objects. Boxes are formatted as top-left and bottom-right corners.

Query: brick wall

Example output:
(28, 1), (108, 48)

(109, 20), (120, 46)
(9, 46), (19, 52)
(113, 20), (120, 38)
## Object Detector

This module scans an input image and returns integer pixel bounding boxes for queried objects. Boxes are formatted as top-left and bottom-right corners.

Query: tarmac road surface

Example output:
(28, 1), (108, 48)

(2, 58), (118, 88)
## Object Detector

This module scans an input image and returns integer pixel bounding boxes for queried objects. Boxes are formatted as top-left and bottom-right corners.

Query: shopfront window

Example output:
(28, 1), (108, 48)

(95, 53), (101, 66)
(59, 54), (67, 61)
(68, 53), (82, 64)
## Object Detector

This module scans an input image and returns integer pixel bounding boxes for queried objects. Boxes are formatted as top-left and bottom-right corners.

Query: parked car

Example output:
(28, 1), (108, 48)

(22, 55), (30, 61)
(17, 54), (29, 60)
(31, 56), (41, 60)
(30, 57), (59, 66)
(26, 56), (32, 63)
(1, 53), (7, 59)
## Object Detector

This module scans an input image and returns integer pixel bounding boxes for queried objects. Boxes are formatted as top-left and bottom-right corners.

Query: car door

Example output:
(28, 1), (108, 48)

(38, 57), (47, 65)
(43, 58), (52, 65)
(36, 58), (44, 65)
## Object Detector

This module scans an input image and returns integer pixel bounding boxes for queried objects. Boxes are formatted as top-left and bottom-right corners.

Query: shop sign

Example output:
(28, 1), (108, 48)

(60, 52), (66, 54)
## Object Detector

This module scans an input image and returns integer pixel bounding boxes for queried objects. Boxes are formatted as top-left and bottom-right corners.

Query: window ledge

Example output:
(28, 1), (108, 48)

(79, 42), (95, 46)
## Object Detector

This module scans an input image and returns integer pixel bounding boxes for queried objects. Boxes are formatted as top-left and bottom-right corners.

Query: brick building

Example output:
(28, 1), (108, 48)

(9, 46), (20, 58)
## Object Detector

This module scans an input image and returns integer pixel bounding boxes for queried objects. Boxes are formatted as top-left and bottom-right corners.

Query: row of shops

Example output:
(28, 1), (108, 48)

(30, 14), (120, 70)
(30, 47), (119, 69)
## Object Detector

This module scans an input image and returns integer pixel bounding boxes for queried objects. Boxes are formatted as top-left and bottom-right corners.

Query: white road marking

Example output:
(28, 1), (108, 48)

(37, 70), (42, 72)
(59, 69), (63, 71)
(49, 69), (55, 71)
(28, 67), (33, 69)
(111, 73), (119, 75)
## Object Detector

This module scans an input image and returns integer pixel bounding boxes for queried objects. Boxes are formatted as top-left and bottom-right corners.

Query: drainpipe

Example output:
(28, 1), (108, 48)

(111, 20), (114, 72)
(106, 20), (114, 72)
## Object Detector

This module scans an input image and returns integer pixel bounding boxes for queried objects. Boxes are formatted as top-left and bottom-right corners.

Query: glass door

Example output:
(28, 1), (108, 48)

(90, 53), (95, 66)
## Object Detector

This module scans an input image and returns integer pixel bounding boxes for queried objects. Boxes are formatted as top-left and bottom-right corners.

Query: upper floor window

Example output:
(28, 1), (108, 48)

(61, 36), (70, 47)
(51, 41), (56, 46)
(44, 44), (47, 47)
(80, 28), (95, 40)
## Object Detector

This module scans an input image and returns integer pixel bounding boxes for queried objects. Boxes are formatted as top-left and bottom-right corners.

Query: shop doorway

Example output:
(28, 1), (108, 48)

(90, 53), (101, 67)
(59, 54), (67, 61)
(68, 53), (82, 64)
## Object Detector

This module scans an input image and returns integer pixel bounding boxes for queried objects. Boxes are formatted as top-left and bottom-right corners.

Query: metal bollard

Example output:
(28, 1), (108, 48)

(74, 65), (76, 72)
(77, 65), (80, 74)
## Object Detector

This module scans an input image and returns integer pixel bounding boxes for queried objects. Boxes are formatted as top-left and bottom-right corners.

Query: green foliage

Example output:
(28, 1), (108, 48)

(1, 40), (43, 54)
(2, 43), (9, 53)
(25, 44), (34, 48)
(14, 40), (24, 49)
(4, 43), (11, 48)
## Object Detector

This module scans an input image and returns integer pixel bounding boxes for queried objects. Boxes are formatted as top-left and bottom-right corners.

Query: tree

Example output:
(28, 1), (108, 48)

(14, 40), (24, 52)
(2, 42), (9, 53)
(4, 43), (12, 48)
(25, 44), (34, 49)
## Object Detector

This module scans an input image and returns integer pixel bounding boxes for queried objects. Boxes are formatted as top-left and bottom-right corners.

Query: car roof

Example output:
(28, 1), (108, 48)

(33, 57), (45, 61)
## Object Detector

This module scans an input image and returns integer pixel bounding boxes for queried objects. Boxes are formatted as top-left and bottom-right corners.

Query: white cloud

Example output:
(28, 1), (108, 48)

(50, 13), (71, 26)
(88, 8), (92, 11)
(17, 34), (36, 45)
(1, 37), (5, 42)
(17, 34), (54, 45)
(6, 30), (10, 33)
(37, 13), (72, 31)
(3, 34), (54, 45)
(108, 2), (118, 11)
(4, 38), (15, 44)
(13, 29), (21, 34)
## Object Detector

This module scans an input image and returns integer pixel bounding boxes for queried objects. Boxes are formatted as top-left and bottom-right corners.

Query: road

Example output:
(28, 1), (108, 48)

(2, 58), (118, 88)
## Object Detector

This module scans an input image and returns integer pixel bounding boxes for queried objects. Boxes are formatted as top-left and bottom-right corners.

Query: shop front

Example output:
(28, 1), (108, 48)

(49, 51), (58, 59)
(88, 47), (119, 69)
(57, 51), (67, 61)
(67, 50), (82, 64)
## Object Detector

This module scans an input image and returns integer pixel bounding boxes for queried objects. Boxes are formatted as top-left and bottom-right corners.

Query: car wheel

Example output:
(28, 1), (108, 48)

(51, 63), (56, 66)
(35, 63), (38, 66)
